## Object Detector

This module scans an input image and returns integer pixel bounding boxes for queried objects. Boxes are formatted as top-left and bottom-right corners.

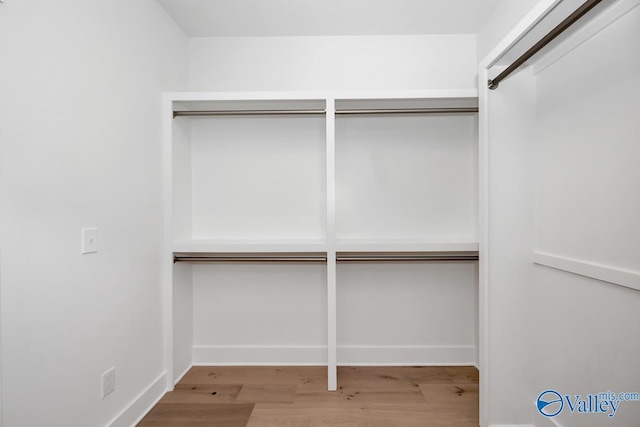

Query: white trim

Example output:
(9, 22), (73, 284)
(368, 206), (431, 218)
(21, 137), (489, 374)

(173, 364), (193, 386)
(534, 0), (640, 75)
(478, 65), (490, 427)
(106, 372), (167, 427)
(162, 95), (174, 390)
(534, 415), (563, 427)
(326, 98), (338, 391)
(194, 363), (328, 367)
(192, 345), (476, 366)
(165, 89), (478, 103)
(193, 346), (328, 365)
(488, 425), (535, 427)
(533, 252), (640, 292)
(338, 346), (476, 365)
(533, 399), (564, 427)
(338, 362), (477, 367)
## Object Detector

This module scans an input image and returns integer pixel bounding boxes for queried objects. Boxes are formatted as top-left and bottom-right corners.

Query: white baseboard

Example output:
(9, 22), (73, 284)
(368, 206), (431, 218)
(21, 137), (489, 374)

(173, 363), (193, 386)
(193, 345), (476, 366)
(489, 425), (535, 427)
(535, 417), (563, 427)
(339, 345), (476, 365)
(107, 372), (167, 427)
(193, 346), (327, 365)
(532, 399), (564, 427)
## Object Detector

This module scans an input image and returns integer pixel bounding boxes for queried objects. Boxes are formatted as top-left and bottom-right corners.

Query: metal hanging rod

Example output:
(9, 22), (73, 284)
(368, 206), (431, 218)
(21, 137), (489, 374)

(173, 107), (478, 118)
(336, 252), (479, 262)
(173, 252), (478, 263)
(173, 253), (327, 263)
(335, 107), (478, 115)
(488, 0), (602, 90)
(173, 109), (326, 118)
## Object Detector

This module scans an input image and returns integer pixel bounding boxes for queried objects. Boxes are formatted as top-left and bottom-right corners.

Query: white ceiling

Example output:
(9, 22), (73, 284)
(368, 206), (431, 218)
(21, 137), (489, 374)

(156, 0), (503, 37)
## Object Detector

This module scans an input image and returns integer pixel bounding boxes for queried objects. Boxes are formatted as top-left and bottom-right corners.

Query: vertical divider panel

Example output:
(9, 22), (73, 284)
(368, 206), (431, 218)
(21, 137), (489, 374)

(325, 98), (337, 391)
(477, 71), (490, 427)
(162, 95), (177, 390)
(170, 103), (195, 385)
(162, 96), (173, 390)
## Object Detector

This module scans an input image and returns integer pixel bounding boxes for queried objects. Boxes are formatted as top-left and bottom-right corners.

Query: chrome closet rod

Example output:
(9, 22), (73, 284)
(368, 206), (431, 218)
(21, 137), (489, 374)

(173, 107), (479, 118)
(173, 255), (327, 263)
(173, 109), (326, 118)
(335, 107), (478, 115)
(488, 0), (602, 90)
(337, 258), (479, 262)
(336, 254), (479, 262)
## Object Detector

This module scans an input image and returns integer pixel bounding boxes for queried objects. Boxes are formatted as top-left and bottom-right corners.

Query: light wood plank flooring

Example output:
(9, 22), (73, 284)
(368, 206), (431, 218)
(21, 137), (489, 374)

(139, 366), (479, 427)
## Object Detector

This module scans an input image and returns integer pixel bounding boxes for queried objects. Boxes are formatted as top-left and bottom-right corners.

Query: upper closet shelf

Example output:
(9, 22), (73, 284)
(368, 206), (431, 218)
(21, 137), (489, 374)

(335, 239), (478, 253)
(172, 239), (478, 254)
(167, 90), (478, 114)
(172, 98), (326, 116)
(172, 239), (327, 254)
(334, 96), (478, 113)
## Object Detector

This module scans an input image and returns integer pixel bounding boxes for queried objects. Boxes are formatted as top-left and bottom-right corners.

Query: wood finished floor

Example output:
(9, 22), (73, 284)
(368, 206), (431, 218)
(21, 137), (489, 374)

(139, 366), (479, 427)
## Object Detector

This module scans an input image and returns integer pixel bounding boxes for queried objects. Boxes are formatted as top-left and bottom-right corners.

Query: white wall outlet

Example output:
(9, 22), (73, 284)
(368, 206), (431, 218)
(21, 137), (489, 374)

(101, 367), (115, 398)
(81, 228), (98, 254)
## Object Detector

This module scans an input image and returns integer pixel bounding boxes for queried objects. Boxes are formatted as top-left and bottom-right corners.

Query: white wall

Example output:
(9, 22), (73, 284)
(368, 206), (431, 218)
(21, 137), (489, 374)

(531, 4), (640, 426)
(189, 35), (477, 91)
(336, 113), (478, 240)
(0, 1), (187, 426)
(482, 1), (640, 426)
(337, 262), (478, 365)
(190, 116), (327, 240)
(192, 263), (328, 365)
(533, 3), (640, 271)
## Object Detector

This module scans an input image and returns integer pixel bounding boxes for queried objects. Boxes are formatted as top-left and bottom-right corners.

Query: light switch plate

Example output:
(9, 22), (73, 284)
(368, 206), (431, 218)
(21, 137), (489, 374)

(82, 228), (98, 254)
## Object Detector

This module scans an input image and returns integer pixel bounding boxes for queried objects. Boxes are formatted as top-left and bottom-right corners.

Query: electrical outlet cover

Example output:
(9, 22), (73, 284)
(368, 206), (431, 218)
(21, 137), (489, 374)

(102, 367), (115, 398)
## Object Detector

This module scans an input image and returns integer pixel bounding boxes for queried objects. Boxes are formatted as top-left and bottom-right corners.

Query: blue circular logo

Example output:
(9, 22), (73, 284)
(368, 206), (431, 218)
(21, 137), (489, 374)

(537, 390), (563, 417)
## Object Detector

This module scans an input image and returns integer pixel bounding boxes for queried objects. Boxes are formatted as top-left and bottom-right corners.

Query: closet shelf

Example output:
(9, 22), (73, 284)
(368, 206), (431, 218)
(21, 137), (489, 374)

(335, 239), (478, 253)
(172, 239), (478, 254)
(172, 239), (327, 254)
(165, 91), (480, 389)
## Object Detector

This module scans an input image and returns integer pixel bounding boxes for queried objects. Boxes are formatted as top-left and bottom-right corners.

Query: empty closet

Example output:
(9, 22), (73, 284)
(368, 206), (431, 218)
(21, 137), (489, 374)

(163, 91), (480, 390)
